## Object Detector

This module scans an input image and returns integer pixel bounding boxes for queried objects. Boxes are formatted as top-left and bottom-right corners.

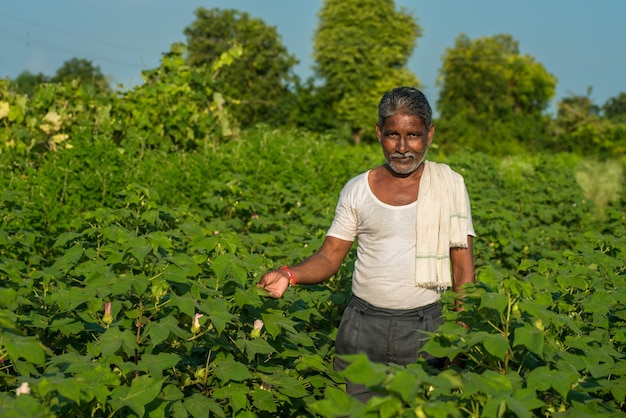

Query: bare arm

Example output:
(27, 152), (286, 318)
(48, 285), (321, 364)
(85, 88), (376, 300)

(257, 236), (353, 298)
(450, 235), (475, 298)
(447, 235), (475, 368)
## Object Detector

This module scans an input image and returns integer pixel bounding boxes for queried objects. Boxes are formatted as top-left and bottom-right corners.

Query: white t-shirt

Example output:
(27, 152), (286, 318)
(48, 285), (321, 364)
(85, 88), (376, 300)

(327, 169), (475, 309)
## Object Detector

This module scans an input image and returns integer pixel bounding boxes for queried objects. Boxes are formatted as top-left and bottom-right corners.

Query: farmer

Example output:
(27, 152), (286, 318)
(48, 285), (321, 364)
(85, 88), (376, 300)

(258, 86), (475, 402)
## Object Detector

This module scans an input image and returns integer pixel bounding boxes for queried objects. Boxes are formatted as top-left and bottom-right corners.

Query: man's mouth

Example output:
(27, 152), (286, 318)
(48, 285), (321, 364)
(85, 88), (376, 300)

(391, 153), (415, 161)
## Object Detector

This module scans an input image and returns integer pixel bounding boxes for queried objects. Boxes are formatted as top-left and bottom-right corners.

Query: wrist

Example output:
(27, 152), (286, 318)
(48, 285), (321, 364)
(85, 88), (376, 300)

(280, 266), (297, 286)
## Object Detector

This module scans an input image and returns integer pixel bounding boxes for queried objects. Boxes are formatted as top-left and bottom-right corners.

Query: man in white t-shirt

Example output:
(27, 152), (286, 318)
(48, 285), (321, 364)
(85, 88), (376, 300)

(258, 86), (475, 402)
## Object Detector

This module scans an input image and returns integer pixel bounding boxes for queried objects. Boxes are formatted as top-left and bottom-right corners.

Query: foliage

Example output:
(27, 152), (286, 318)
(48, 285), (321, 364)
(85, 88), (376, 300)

(436, 34), (557, 155)
(575, 159), (625, 220)
(0, 45), (239, 155)
(1, 48), (625, 416)
(0, 77), (115, 153)
(111, 43), (241, 151)
(438, 34), (556, 119)
(50, 58), (110, 93)
(313, 0), (421, 143)
(603, 92), (626, 123)
(12, 71), (49, 97)
(9, 58), (109, 97)
(283, 79), (341, 134)
(318, 238), (626, 417)
(184, 7), (299, 129)
(548, 91), (626, 158)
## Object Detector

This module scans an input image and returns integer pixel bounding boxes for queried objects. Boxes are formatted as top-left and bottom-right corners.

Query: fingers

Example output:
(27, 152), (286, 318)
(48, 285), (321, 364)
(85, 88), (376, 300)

(257, 270), (288, 298)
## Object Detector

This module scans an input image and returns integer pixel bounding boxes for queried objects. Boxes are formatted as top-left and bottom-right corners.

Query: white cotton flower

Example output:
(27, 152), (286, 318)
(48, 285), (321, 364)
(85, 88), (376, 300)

(16, 382), (31, 396)
(0, 101), (9, 120)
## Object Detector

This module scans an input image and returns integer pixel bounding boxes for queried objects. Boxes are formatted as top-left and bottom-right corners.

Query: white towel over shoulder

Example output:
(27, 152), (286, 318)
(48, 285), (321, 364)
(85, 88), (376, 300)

(415, 161), (469, 289)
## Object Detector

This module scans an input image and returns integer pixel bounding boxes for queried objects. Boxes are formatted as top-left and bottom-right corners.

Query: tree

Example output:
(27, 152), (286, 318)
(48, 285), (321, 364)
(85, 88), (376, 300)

(285, 79), (339, 134)
(13, 71), (49, 96)
(51, 58), (110, 92)
(184, 7), (298, 128)
(438, 34), (556, 120)
(549, 89), (625, 157)
(436, 34), (557, 155)
(313, 0), (421, 143)
(603, 92), (626, 123)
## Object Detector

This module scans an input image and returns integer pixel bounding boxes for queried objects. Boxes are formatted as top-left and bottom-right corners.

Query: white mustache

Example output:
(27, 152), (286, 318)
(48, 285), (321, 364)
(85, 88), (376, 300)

(390, 153), (415, 159)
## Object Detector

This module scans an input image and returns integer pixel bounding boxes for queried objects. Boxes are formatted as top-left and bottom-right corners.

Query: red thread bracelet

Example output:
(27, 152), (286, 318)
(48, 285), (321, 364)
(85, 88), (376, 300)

(280, 266), (297, 286)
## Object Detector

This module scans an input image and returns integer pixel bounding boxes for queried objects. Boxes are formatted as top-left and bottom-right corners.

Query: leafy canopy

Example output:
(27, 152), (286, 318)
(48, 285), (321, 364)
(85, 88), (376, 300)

(435, 34), (557, 155)
(313, 0), (421, 142)
(603, 92), (626, 123)
(437, 34), (556, 121)
(51, 58), (110, 92)
(184, 7), (298, 128)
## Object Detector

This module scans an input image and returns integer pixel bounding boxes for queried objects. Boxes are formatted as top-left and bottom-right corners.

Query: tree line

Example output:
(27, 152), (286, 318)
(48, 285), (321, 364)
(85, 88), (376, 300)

(6, 0), (626, 157)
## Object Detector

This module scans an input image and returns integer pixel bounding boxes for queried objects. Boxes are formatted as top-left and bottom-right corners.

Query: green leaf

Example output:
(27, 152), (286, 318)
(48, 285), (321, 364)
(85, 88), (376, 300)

(310, 386), (365, 417)
(427, 368), (463, 391)
(169, 291), (196, 318)
(243, 337), (276, 361)
(127, 272), (150, 295)
(294, 354), (331, 373)
(462, 370), (513, 397)
(386, 370), (420, 403)
(253, 285), (272, 298)
(145, 315), (187, 346)
(608, 376), (626, 402)
(584, 290), (615, 315)
(261, 309), (298, 338)
(251, 389), (277, 413)
(202, 298), (236, 335)
(4, 334), (46, 365)
(272, 375), (310, 398)
(183, 393), (225, 418)
(50, 317), (85, 337)
(98, 327), (138, 357)
(211, 253), (248, 286)
(513, 323), (544, 356)
(160, 384), (185, 402)
(50, 243), (84, 273)
(109, 375), (165, 417)
(51, 286), (97, 312)
(527, 366), (576, 398)
(0, 288), (18, 310)
(213, 385), (249, 412)
(0, 393), (53, 418)
(137, 353), (181, 378)
(77, 365), (119, 406)
(479, 292), (509, 314)
(482, 333), (509, 360)
(213, 359), (252, 383)
(233, 286), (263, 308)
(165, 253), (201, 278)
(341, 354), (387, 387)
(38, 375), (83, 404)
(128, 236), (152, 265)
(550, 369), (577, 398)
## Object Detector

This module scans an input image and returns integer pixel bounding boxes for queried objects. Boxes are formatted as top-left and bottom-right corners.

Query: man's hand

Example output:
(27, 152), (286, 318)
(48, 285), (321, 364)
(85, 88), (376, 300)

(257, 270), (290, 298)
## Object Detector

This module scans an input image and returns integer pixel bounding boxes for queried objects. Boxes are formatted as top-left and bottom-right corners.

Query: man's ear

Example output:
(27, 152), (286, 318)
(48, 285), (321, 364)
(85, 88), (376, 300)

(427, 124), (435, 146)
(376, 123), (382, 143)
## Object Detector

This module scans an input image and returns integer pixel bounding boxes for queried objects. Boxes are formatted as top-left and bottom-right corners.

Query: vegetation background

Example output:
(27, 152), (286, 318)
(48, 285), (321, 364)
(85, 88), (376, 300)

(1, 0), (625, 416)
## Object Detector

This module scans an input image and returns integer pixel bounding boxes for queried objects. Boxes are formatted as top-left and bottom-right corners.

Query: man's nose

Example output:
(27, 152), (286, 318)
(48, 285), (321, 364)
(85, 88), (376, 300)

(397, 136), (409, 153)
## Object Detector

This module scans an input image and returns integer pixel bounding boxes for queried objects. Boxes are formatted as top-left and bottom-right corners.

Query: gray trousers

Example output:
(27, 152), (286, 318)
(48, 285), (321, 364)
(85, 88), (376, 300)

(334, 295), (444, 402)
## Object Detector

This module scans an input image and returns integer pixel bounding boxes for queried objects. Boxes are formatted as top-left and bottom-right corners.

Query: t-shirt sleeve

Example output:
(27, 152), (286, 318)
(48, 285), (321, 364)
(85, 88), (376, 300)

(326, 184), (358, 242)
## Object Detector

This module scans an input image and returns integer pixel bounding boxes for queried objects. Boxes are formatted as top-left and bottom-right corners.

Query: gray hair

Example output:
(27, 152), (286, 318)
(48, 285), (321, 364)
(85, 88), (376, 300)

(377, 86), (432, 128)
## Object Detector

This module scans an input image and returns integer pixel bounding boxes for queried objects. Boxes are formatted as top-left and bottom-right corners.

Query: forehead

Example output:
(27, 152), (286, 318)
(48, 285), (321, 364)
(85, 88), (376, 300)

(380, 114), (426, 131)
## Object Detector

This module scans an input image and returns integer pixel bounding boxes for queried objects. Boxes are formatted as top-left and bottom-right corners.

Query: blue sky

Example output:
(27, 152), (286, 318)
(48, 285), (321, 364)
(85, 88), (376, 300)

(2, 0), (625, 114)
